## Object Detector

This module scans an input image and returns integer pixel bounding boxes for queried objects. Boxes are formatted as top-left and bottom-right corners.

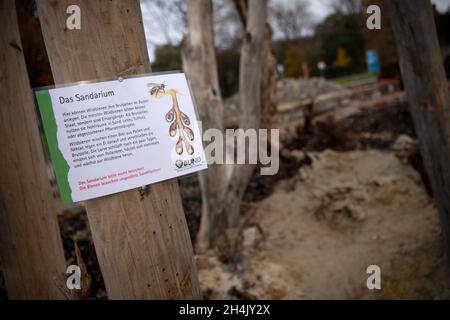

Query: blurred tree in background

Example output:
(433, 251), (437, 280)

(315, 12), (366, 78)
(361, 0), (398, 78)
(270, 0), (314, 40)
(152, 45), (182, 71)
(217, 49), (240, 98)
(333, 47), (352, 68)
(129, 0), (450, 98)
(284, 45), (305, 78)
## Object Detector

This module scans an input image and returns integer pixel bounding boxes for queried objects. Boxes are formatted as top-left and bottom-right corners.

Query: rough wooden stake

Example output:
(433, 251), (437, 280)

(37, 0), (201, 299)
(0, 0), (66, 299)
(386, 0), (450, 261)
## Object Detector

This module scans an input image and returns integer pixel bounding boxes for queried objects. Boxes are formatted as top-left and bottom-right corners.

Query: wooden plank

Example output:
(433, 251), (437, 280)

(386, 0), (450, 260)
(0, 0), (66, 299)
(36, 0), (201, 299)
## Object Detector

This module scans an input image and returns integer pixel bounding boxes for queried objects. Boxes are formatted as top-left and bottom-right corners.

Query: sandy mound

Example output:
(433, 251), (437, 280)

(198, 147), (450, 299)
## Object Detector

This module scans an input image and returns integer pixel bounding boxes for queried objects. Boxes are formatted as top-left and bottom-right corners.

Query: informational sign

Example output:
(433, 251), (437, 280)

(35, 72), (207, 203)
(366, 49), (380, 74)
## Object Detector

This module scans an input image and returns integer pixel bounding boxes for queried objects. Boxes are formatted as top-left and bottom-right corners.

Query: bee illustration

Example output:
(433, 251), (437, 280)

(147, 82), (166, 98)
(147, 81), (195, 155)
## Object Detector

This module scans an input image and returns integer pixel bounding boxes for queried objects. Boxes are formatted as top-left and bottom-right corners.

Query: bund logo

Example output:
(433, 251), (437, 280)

(175, 160), (183, 168)
(175, 157), (202, 170)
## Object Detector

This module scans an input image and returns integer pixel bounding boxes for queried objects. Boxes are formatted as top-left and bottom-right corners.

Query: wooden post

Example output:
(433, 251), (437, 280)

(36, 0), (201, 299)
(386, 0), (450, 260)
(0, 0), (66, 299)
(302, 63), (310, 79)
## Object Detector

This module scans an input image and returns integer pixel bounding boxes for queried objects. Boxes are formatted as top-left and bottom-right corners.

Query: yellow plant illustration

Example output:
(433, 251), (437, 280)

(148, 82), (194, 155)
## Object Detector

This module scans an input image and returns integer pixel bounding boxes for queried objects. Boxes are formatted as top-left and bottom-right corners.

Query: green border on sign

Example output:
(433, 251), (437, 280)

(35, 90), (72, 203)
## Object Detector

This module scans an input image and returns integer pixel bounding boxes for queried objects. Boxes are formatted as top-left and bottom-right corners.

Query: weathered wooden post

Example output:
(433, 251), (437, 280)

(386, 0), (450, 260)
(36, 0), (201, 299)
(0, 0), (67, 299)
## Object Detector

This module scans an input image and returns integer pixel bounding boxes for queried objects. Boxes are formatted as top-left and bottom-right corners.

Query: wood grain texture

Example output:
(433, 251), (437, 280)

(386, 0), (450, 260)
(0, 0), (66, 299)
(36, 0), (201, 299)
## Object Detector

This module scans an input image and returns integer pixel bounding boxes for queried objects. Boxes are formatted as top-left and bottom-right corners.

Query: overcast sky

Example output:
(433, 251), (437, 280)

(140, 0), (450, 62)
(432, 0), (450, 11)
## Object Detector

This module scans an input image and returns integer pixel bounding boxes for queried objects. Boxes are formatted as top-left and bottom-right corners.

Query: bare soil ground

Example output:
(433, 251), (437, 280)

(197, 102), (450, 300)
(198, 148), (450, 299)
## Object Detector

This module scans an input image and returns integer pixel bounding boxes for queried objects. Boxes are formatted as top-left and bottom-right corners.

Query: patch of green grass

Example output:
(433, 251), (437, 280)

(330, 72), (377, 86)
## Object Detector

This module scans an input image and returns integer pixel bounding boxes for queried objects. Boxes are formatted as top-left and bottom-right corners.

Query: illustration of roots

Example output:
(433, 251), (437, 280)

(148, 83), (194, 155)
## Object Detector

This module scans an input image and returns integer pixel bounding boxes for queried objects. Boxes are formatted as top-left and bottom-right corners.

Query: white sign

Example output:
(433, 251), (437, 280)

(36, 72), (207, 203)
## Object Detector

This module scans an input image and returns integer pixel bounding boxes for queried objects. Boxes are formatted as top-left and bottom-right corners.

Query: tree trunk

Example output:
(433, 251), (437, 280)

(223, 0), (267, 240)
(182, 0), (226, 253)
(386, 0), (450, 261)
(37, 0), (201, 299)
(0, 0), (66, 299)
(260, 23), (278, 132)
(234, 0), (277, 132)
